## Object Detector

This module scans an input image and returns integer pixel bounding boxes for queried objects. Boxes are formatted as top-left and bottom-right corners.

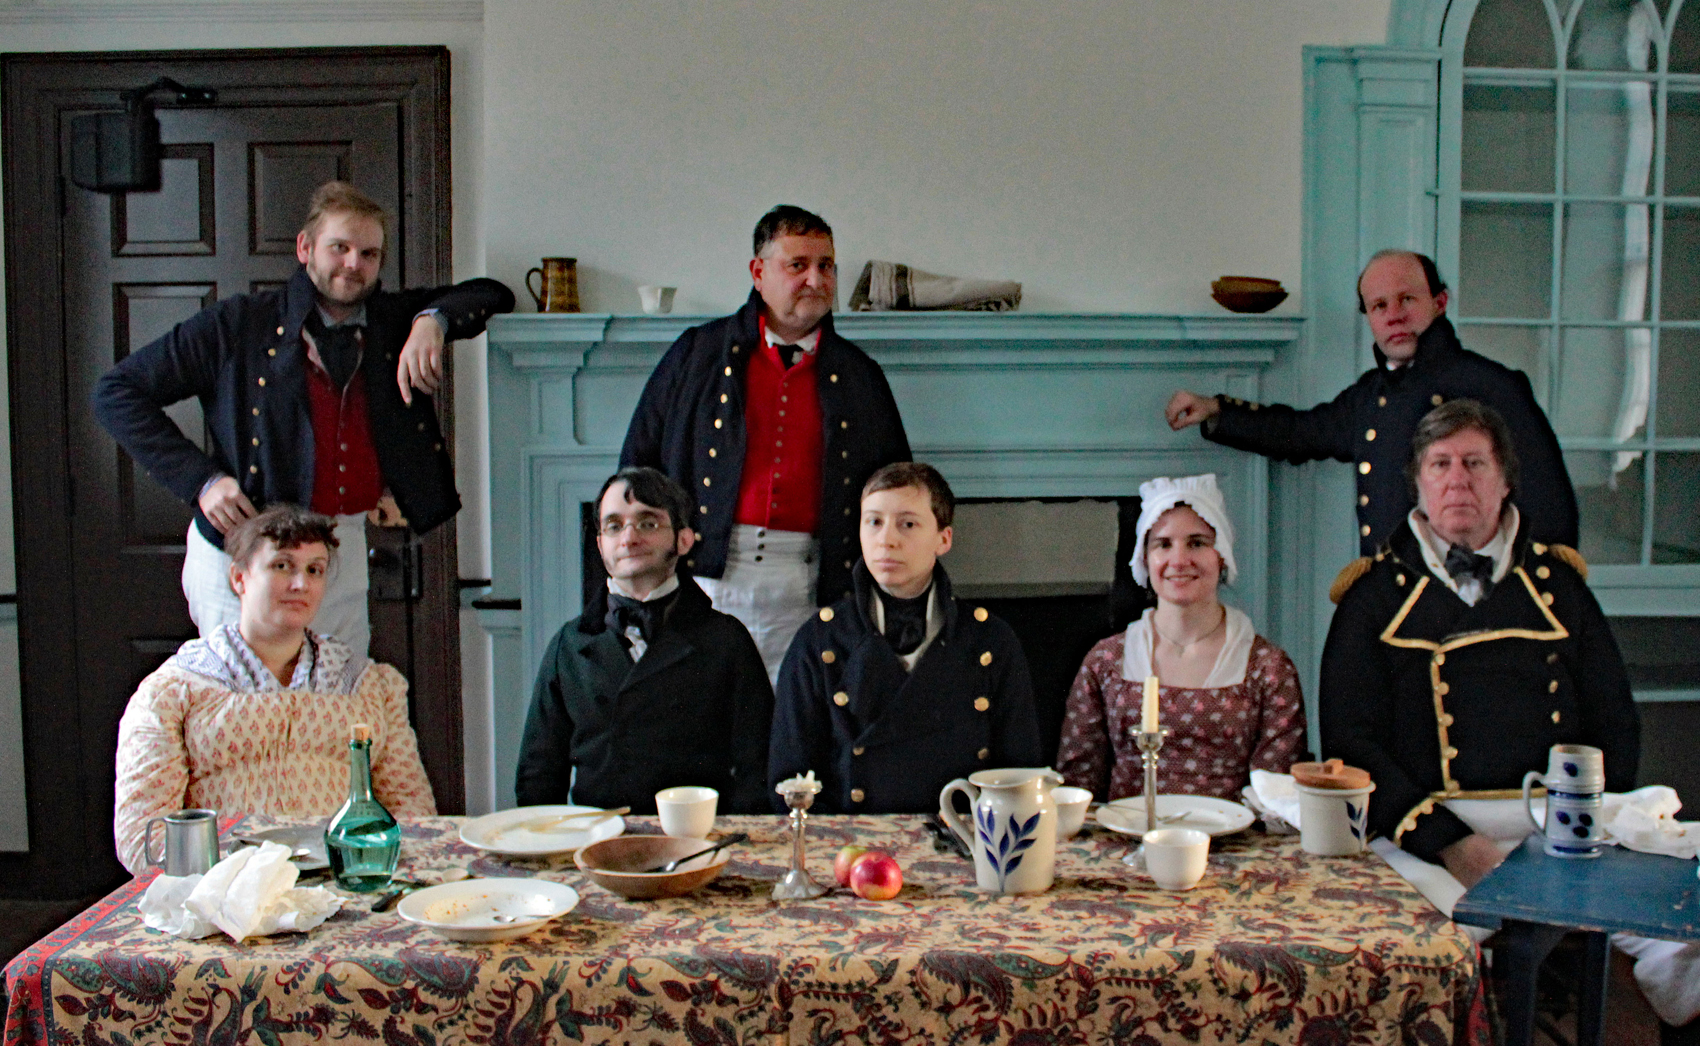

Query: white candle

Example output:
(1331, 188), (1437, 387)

(1142, 675), (1160, 734)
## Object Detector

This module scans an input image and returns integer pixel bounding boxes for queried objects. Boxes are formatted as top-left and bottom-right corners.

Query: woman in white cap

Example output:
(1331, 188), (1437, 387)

(1057, 474), (1305, 801)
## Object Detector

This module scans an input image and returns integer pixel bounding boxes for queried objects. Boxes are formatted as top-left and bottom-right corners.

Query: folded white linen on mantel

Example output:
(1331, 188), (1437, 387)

(139, 841), (342, 942)
(847, 260), (1021, 312)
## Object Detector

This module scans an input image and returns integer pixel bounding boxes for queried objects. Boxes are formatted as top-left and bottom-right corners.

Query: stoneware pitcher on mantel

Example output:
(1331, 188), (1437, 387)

(939, 768), (1062, 894)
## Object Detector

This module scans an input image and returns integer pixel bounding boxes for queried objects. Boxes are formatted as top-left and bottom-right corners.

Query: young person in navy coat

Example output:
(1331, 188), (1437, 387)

(768, 463), (1041, 814)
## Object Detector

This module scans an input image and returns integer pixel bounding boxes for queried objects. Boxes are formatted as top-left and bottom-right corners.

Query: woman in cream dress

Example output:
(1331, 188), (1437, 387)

(113, 505), (434, 874)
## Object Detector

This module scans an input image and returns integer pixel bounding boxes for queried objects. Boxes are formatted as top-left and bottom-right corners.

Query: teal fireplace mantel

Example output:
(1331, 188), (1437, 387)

(479, 310), (1308, 809)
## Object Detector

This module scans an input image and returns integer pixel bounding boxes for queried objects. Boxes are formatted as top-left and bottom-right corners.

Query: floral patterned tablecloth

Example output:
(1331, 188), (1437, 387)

(4, 814), (1486, 1045)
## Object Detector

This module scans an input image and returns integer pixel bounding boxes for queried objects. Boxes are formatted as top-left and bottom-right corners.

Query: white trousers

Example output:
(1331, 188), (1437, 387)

(695, 524), (817, 686)
(181, 514), (371, 657)
(1372, 797), (1700, 1026)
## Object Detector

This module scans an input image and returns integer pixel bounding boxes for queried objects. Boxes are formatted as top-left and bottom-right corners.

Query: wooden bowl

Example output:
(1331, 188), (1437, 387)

(1213, 275), (1285, 292)
(1212, 288), (1289, 313)
(574, 835), (729, 899)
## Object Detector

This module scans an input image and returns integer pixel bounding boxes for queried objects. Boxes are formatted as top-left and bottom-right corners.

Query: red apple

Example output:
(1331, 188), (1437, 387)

(848, 850), (903, 900)
(833, 845), (870, 887)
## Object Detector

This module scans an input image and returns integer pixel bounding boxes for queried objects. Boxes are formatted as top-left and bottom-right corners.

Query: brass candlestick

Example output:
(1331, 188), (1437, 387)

(773, 772), (828, 900)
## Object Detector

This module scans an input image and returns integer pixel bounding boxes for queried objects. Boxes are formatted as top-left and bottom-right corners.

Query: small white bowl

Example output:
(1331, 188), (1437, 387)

(398, 878), (579, 942)
(1053, 786), (1093, 839)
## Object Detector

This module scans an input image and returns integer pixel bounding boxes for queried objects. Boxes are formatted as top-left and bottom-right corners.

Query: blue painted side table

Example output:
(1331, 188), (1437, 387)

(1454, 836), (1699, 1046)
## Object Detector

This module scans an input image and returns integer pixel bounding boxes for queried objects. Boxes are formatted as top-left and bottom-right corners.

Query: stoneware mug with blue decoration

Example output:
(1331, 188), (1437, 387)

(1523, 743), (1606, 858)
(1295, 781), (1376, 855)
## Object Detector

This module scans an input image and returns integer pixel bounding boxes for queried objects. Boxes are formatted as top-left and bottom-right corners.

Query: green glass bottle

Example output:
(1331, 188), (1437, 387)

(324, 722), (400, 892)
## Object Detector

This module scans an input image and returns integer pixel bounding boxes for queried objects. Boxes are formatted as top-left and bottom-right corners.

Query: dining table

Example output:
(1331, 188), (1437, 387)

(4, 813), (1488, 1045)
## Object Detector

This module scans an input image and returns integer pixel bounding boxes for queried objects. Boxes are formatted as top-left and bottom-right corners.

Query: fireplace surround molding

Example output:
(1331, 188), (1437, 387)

(479, 310), (1311, 810)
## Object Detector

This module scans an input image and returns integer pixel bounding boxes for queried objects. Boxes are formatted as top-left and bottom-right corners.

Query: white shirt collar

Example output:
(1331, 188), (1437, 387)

(606, 573), (680, 602)
(1410, 505), (1519, 606)
(765, 325), (820, 354)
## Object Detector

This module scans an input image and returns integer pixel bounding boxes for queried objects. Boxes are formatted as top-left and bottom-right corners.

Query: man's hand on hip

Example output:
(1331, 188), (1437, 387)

(198, 475), (257, 534)
(398, 314), (446, 406)
(1165, 390), (1221, 431)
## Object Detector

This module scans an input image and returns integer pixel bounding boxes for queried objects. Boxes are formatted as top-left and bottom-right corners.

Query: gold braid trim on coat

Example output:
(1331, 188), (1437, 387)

(1330, 556), (1374, 604)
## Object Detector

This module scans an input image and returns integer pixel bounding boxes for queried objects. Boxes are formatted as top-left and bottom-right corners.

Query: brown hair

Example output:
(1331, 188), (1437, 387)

(1405, 398), (1520, 501)
(301, 181), (389, 246)
(225, 504), (340, 576)
(862, 462), (954, 529)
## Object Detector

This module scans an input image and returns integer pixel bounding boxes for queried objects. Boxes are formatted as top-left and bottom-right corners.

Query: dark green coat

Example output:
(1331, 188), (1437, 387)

(516, 574), (774, 814)
(1320, 521), (1639, 863)
(769, 562), (1042, 814)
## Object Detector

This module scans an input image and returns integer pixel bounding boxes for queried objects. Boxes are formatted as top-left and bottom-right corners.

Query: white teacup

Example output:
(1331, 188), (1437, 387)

(1052, 786), (1093, 840)
(655, 785), (717, 837)
(1143, 828), (1209, 890)
(638, 285), (677, 315)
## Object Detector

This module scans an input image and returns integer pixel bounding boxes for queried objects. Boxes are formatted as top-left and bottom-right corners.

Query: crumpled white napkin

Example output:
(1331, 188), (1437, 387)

(139, 841), (342, 942)
(1601, 785), (1700, 859)
(1246, 770), (1300, 832)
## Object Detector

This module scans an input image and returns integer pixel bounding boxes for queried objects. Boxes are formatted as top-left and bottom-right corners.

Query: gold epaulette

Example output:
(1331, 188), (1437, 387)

(1330, 556), (1374, 604)
(1546, 543), (1588, 581)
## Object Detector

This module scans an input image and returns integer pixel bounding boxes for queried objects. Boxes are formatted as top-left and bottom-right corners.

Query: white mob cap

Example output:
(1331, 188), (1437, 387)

(1130, 473), (1237, 588)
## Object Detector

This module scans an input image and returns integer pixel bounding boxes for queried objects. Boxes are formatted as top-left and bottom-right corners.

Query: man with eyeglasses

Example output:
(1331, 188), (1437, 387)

(621, 206), (911, 684)
(515, 467), (774, 814)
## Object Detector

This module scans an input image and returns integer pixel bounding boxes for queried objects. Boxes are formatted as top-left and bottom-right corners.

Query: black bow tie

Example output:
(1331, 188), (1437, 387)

(877, 587), (931, 656)
(775, 344), (805, 368)
(1444, 544), (1495, 587)
(305, 312), (364, 389)
(605, 591), (673, 647)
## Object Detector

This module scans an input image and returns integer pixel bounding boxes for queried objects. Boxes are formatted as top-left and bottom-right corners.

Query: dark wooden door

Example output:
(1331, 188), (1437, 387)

(2, 49), (464, 898)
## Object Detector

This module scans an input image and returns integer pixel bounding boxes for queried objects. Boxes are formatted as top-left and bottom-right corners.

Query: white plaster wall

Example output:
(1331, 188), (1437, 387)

(484, 0), (1391, 316)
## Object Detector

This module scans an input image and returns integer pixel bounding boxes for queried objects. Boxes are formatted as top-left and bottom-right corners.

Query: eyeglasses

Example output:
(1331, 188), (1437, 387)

(599, 518), (671, 537)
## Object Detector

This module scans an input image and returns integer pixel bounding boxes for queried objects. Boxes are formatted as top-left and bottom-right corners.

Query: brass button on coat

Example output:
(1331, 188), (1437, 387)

(1360, 525), (1371, 537)
(1536, 566), (1551, 579)
(973, 697), (989, 712)
(1358, 461), (1372, 474)
(1359, 494), (1369, 506)
(1365, 429), (1377, 441)
(1548, 679), (1559, 693)
(979, 651), (992, 666)
(1552, 711), (1562, 723)
(977, 748), (990, 760)
(819, 608), (834, 621)
(973, 607), (989, 622)
(833, 692), (849, 706)
(724, 366), (732, 376)
(852, 746), (864, 756)
(1378, 396), (1387, 407)
(821, 650), (836, 664)
(1436, 681), (1450, 695)
(1542, 592), (1555, 606)
(850, 789), (865, 803)
(1431, 394), (1444, 406)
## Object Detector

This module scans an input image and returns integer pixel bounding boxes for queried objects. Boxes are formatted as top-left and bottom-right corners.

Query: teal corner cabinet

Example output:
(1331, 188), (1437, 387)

(479, 312), (1307, 809)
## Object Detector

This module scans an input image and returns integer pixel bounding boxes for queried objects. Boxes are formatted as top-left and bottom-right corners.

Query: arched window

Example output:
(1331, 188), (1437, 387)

(1442, 0), (1700, 566)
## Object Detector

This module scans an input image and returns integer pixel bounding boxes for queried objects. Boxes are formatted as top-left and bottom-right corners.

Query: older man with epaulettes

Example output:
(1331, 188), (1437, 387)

(1321, 399), (1696, 1034)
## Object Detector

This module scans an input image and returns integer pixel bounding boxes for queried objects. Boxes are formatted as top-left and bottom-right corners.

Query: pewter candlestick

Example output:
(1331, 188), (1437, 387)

(773, 772), (828, 900)
(1124, 727), (1169, 867)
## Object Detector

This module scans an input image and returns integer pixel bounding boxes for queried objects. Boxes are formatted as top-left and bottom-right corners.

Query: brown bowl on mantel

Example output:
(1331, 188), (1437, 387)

(1212, 275), (1289, 314)
(575, 835), (729, 899)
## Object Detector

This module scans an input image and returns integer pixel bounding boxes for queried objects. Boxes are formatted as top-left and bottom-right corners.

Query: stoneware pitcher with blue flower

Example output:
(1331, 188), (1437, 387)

(938, 768), (1062, 894)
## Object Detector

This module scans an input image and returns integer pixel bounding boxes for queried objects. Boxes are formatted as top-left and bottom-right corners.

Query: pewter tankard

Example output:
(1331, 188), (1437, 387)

(144, 808), (220, 876)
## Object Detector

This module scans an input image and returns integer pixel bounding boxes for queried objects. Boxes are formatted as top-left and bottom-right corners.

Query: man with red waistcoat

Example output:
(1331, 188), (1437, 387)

(94, 182), (514, 655)
(621, 206), (911, 681)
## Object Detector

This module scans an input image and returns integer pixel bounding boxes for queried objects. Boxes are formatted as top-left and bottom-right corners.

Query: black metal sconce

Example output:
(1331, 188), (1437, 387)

(69, 77), (216, 193)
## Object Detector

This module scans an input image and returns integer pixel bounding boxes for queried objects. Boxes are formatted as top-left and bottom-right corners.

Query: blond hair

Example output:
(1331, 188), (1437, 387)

(301, 181), (389, 246)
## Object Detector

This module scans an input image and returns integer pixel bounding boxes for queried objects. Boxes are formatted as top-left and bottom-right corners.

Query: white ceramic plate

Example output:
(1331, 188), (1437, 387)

(398, 878), (579, 942)
(459, 805), (625, 856)
(1095, 795), (1256, 838)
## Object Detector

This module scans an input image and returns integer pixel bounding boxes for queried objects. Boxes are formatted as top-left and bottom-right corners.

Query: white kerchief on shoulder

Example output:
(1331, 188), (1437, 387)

(168, 623), (365, 694)
(1121, 606), (1255, 688)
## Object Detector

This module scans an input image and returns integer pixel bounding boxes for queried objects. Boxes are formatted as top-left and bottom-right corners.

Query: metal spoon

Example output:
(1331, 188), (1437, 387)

(646, 832), (748, 873)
